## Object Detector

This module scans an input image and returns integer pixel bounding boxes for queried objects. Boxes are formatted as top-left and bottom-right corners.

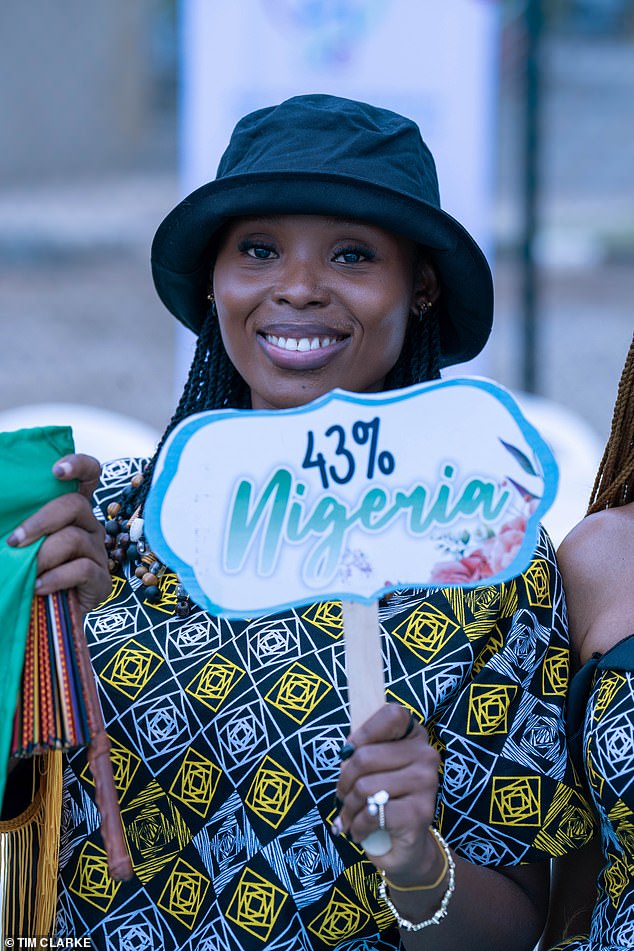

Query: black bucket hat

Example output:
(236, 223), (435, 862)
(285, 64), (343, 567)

(151, 94), (493, 368)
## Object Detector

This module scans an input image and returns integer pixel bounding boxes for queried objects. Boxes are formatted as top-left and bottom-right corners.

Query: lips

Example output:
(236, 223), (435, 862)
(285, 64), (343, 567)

(257, 327), (349, 369)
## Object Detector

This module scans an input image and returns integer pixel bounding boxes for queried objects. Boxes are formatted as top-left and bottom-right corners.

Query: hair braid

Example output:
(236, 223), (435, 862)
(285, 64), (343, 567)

(130, 306), (249, 514)
(385, 308), (441, 390)
(587, 333), (634, 514)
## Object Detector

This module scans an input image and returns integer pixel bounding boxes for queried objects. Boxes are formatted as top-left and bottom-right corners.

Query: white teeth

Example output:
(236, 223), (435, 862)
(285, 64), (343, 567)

(265, 334), (338, 351)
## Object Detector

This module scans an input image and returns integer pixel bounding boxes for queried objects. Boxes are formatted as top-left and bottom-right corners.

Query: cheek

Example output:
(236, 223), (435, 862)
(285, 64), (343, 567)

(216, 314), (248, 369)
(213, 257), (258, 313)
(379, 323), (409, 376)
(376, 285), (413, 358)
(214, 282), (249, 318)
(213, 276), (257, 352)
(369, 303), (410, 358)
(216, 309), (265, 390)
(354, 311), (409, 390)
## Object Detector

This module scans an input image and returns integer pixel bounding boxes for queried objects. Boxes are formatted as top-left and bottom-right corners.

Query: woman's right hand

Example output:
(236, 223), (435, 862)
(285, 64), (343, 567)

(334, 703), (442, 886)
(7, 453), (111, 614)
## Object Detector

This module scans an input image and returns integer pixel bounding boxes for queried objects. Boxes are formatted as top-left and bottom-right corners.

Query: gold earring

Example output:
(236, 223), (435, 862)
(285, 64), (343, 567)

(418, 300), (432, 321)
(207, 291), (218, 316)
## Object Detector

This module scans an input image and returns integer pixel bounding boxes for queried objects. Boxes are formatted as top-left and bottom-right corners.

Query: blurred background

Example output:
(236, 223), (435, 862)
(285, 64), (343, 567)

(1, 0), (633, 543)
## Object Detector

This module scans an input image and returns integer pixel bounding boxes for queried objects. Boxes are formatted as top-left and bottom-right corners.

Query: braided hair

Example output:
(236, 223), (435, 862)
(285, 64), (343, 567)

(385, 306), (441, 391)
(587, 333), (634, 514)
(130, 286), (441, 515)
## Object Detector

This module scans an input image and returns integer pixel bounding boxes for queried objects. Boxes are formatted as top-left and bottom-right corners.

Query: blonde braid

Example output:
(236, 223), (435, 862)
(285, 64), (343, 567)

(587, 333), (634, 514)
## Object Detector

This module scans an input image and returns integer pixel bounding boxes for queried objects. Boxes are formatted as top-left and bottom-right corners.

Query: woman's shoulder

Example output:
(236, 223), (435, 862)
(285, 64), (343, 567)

(557, 503), (634, 586)
(560, 501), (634, 548)
(557, 503), (634, 663)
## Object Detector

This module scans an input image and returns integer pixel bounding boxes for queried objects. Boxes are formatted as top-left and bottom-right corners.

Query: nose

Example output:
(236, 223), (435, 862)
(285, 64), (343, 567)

(272, 255), (329, 308)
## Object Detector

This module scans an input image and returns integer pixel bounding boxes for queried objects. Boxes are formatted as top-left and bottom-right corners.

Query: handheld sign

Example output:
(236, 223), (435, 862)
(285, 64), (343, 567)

(145, 378), (558, 856)
(145, 378), (557, 613)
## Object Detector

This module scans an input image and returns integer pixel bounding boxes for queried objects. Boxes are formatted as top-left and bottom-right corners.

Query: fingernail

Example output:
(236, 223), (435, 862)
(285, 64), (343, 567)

(34, 578), (42, 590)
(53, 461), (71, 477)
(7, 527), (25, 546)
(338, 743), (355, 761)
(331, 816), (343, 837)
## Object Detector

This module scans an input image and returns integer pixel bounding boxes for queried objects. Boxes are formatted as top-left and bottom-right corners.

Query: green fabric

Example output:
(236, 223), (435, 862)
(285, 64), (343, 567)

(0, 426), (76, 803)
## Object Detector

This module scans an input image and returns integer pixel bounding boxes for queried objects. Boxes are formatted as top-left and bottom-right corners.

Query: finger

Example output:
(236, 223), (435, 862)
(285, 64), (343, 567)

(52, 453), (102, 500)
(8, 492), (99, 548)
(347, 703), (424, 750)
(338, 737), (431, 797)
(337, 710), (432, 801)
(347, 794), (435, 848)
(35, 559), (112, 613)
(36, 524), (107, 576)
(339, 738), (439, 799)
(338, 744), (440, 825)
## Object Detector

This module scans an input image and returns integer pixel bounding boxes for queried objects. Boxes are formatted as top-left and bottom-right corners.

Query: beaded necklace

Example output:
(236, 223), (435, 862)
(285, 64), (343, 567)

(103, 471), (193, 618)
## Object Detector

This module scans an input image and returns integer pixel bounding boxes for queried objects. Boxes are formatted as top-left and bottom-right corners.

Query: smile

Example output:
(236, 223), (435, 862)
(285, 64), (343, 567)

(263, 334), (345, 352)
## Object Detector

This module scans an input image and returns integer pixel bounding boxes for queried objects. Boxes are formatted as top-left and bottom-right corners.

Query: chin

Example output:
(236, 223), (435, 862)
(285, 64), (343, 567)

(248, 375), (333, 411)
(249, 370), (387, 411)
(261, 391), (324, 411)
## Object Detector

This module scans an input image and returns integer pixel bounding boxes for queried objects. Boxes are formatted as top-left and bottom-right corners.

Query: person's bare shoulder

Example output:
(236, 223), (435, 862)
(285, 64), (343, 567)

(557, 502), (634, 664)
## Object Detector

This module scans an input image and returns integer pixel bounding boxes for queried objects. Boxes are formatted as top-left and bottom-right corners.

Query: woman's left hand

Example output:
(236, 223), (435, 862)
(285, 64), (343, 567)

(7, 453), (111, 614)
(334, 702), (442, 883)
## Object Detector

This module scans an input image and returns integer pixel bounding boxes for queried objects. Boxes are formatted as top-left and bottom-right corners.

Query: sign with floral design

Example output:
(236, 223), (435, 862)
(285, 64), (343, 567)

(144, 378), (558, 618)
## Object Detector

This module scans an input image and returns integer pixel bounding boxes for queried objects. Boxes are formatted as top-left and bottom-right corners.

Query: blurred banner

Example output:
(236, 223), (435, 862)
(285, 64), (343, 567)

(176, 0), (500, 381)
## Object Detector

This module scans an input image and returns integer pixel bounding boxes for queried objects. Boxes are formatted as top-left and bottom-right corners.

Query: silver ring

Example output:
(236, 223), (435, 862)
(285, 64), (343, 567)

(366, 789), (389, 830)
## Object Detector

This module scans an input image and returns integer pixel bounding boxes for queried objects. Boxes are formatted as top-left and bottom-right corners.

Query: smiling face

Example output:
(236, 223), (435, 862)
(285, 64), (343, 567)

(212, 215), (436, 410)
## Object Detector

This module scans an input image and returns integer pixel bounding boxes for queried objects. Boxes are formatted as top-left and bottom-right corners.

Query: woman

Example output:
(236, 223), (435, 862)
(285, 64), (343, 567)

(5, 95), (594, 950)
(541, 333), (634, 950)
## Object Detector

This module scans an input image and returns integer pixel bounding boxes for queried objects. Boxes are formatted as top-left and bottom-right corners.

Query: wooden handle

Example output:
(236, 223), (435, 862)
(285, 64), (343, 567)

(342, 600), (384, 730)
(341, 599), (392, 857)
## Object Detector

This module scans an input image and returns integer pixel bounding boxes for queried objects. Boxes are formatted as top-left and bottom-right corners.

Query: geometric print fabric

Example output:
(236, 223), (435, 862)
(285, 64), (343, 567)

(55, 458), (595, 950)
(549, 637), (634, 950)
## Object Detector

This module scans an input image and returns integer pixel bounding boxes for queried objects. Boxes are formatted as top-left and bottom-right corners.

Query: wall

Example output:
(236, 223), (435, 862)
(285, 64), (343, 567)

(0, 0), (157, 183)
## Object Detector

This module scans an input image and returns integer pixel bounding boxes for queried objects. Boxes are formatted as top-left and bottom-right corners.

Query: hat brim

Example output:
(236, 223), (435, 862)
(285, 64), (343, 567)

(151, 171), (493, 368)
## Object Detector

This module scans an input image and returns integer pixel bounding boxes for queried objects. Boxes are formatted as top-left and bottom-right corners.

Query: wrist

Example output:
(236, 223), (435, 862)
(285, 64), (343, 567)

(379, 827), (456, 932)
(384, 825), (449, 892)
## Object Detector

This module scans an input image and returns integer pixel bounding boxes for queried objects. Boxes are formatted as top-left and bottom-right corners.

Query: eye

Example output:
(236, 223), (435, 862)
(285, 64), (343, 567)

(238, 239), (278, 260)
(333, 245), (375, 264)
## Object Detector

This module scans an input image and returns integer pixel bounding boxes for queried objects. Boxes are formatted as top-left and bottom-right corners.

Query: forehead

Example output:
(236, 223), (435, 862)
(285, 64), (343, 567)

(225, 214), (386, 230)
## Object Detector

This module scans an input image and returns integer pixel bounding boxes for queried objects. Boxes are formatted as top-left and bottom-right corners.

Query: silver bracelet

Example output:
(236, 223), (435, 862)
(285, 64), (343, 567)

(378, 827), (456, 932)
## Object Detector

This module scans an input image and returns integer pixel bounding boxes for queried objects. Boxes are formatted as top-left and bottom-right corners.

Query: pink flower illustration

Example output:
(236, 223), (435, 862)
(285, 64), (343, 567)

(430, 508), (535, 585)
(484, 516), (526, 573)
(430, 548), (493, 584)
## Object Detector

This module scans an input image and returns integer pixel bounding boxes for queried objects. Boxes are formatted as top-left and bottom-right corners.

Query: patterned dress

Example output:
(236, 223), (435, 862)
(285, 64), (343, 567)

(56, 458), (595, 950)
(550, 635), (634, 951)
